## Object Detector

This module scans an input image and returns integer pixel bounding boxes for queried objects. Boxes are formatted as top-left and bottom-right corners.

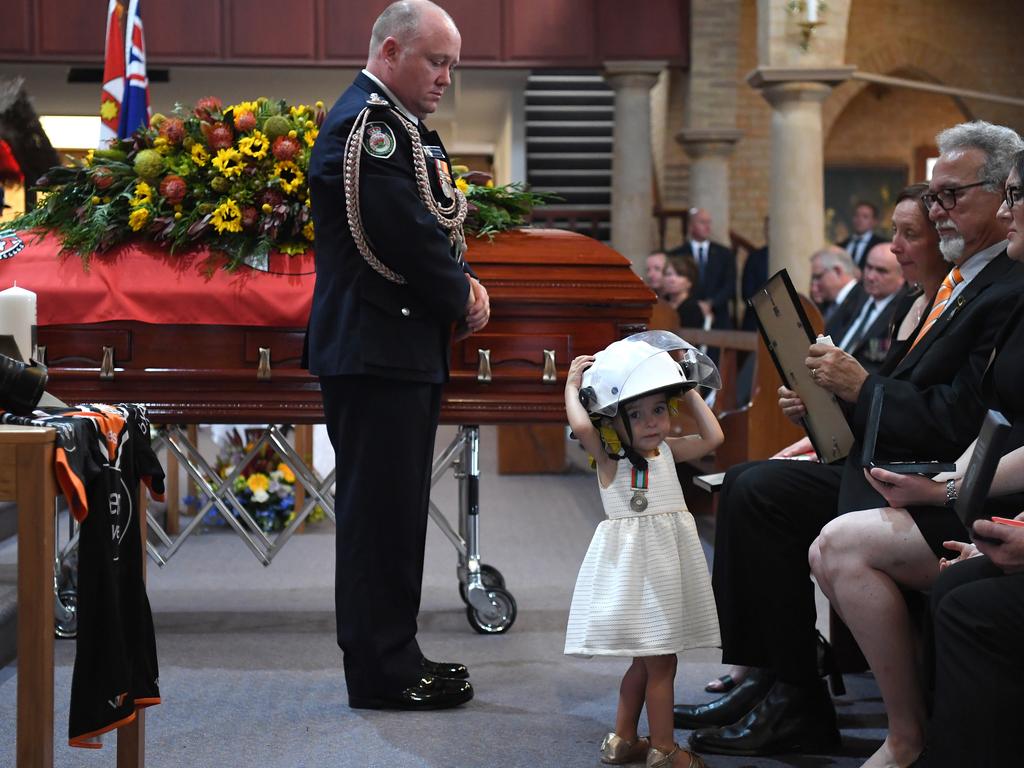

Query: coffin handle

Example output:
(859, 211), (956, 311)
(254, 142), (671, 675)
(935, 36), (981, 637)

(477, 349), (492, 382)
(257, 347), (272, 381)
(34, 345), (46, 365)
(542, 349), (557, 383)
(100, 346), (115, 380)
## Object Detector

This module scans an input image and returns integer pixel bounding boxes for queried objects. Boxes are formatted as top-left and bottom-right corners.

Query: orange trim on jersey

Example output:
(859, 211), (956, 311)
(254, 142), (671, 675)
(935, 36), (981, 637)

(69, 709), (137, 749)
(136, 696), (161, 707)
(54, 446), (90, 522)
(142, 475), (165, 502)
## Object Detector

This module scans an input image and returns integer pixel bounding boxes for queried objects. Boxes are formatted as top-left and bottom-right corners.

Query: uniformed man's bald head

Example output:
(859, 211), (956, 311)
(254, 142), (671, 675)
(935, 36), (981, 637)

(366, 0), (461, 120)
(369, 1), (456, 58)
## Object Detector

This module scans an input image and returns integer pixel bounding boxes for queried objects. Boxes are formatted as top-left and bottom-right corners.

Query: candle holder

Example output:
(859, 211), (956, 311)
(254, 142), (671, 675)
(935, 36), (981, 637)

(786, 0), (827, 52)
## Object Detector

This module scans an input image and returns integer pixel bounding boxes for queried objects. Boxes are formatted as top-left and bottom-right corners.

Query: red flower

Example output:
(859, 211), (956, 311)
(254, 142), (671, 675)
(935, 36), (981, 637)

(272, 135), (301, 162)
(194, 96), (223, 121)
(159, 174), (187, 206)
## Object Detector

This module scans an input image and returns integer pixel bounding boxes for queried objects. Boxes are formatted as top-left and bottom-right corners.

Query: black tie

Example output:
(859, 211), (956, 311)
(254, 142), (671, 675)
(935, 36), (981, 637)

(842, 299), (877, 350)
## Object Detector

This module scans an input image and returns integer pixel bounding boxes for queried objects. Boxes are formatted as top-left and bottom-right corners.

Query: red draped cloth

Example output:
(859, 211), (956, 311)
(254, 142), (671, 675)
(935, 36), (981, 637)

(0, 231), (314, 327)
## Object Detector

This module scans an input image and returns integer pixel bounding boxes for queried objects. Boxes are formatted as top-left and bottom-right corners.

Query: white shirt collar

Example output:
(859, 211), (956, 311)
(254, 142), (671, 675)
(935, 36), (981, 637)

(834, 279), (856, 306)
(361, 69), (419, 125)
(956, 239), (1007, 284)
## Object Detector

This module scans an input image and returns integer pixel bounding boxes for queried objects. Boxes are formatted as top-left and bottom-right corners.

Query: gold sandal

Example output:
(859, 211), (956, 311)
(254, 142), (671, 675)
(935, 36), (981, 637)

(646, 743), (707, 768)
(600, 733), (651, 764)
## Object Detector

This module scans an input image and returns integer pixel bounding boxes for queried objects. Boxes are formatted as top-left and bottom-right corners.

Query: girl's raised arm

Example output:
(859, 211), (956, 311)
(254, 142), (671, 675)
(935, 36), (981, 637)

(668, 388), (724, 463)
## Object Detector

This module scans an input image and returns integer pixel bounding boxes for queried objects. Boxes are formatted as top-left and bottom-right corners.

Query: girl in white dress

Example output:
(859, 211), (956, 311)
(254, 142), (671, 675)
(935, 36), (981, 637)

(564, 331), (723, 768)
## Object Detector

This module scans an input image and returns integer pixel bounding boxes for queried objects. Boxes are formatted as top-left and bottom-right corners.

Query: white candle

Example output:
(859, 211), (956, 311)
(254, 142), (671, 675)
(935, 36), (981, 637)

(807, 0), (818, 23)
(0, 282), (37, 362)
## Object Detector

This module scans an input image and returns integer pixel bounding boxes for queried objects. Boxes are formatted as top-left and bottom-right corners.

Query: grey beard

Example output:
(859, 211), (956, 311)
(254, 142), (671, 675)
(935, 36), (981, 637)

(938, 233), (965, 263)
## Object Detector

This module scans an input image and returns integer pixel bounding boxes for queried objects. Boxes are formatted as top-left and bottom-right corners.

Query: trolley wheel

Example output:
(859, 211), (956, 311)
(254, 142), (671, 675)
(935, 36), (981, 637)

(55, 588), (78, 639)
(458, 563), (506, 604)
(466, 587), (517, 634)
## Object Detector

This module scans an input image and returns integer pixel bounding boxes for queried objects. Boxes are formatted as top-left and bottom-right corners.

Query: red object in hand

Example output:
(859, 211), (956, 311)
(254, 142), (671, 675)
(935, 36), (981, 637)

(991, 517), (1024, 527)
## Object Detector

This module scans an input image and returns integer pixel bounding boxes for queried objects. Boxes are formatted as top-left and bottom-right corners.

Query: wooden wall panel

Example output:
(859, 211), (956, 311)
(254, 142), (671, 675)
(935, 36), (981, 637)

(445, 0), (502, 62)
(0, 0), (32, 58)
(321, 0), (390, 61)
(597, 0), (688, 63)
(147, 0), (223, 60)
(226, 0), (317, 60)
(37, 0), (105, 58)
(505, 0), (595, 62)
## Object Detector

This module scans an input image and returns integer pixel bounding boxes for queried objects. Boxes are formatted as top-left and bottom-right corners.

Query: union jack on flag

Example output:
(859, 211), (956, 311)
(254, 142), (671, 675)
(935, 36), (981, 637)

(118, 0), (150, 139)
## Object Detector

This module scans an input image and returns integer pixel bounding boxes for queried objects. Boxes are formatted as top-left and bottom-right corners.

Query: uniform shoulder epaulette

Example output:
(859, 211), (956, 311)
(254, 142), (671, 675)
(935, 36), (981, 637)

(365, 92), (390, 108)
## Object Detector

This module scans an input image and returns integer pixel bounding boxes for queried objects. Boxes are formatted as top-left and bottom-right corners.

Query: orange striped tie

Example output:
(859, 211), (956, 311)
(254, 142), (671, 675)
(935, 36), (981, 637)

(909, 266), (963, 350)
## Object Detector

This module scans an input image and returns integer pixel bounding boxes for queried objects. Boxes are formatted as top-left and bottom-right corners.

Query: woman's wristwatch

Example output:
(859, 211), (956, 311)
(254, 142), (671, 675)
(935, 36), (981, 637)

(945, 478), (958, 508)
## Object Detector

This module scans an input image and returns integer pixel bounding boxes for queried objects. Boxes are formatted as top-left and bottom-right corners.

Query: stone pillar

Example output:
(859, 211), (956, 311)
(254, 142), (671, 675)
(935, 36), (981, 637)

(604, 61), (665, 274)
(748, 68), (853, 294)
(677, 129), (743, 244)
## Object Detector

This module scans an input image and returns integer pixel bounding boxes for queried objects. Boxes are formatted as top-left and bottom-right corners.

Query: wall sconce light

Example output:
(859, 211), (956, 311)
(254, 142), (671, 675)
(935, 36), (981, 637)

(787, 0), (826, 52)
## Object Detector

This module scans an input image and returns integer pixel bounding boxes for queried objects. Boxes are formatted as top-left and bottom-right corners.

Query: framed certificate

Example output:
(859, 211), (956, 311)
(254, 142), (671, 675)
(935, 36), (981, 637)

(749, 269), (854, 463)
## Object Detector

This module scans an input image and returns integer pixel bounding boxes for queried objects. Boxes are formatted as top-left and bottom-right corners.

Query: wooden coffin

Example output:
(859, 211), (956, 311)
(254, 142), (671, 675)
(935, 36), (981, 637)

(19, 229), (654, 424)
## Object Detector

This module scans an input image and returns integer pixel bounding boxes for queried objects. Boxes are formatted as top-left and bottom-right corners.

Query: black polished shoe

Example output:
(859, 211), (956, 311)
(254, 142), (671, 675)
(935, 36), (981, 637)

(421, 657), (470, 680)
(688, 679), (839, 756)
(673, 669), (775, 730)
(348, 675), (474, 711)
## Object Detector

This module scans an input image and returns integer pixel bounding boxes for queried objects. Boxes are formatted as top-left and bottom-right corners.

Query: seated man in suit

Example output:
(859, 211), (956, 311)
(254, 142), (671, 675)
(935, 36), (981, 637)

(839, 200), (889, 270)
(810, 246), (865, 338)
(670, 207), (736, 329)
(675, 121), (1024, 757)
(836, 241), (906, 373)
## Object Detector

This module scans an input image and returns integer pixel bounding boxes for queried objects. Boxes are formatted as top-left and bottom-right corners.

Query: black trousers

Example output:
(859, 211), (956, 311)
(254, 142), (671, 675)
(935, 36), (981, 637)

(713, 459), (844, 683)
(920, 555), (1024, 768)
(320, 374), (442, 698)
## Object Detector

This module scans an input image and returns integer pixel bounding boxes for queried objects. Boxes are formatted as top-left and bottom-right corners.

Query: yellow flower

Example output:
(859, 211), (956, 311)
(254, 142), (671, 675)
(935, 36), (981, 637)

(174, 212), (182, 220)
(153, 136), (172, 155)
(91, 195), (101, 204)
(272, 160), (304, 195)
(191, 144), (210, 167)
(485, 179), (494, 188)
(246, 473), (270, 493)
(131, 181), (153, 207)
(212, 147), (244, 178)
(303, 221), (315, 241)
(289, 105), (308, 119)
(455, 177), (469, 193)
(276, 463), (296, 483)
(128, 207), (150, 231)
(261, 203), (273, 214)
(211, 198), (243, 233)
(231, 100), (259, 115)
(315, 100), (324, 110)
(85, 149), (95, 166)
(238, 131), (269, 160)
(304, 127), (319, 147)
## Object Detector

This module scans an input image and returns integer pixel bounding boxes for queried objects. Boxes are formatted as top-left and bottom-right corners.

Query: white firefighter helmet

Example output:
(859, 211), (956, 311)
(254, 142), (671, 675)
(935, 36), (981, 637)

(579, 330), (721, 417)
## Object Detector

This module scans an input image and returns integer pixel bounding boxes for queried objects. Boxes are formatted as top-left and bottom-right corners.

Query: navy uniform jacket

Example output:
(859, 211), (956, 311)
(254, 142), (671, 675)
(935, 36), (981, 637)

(305, 72), (470, 383)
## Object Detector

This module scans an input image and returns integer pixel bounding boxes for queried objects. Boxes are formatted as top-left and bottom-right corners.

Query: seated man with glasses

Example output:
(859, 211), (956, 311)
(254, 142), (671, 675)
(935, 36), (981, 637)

(675, 120), (1024, 759)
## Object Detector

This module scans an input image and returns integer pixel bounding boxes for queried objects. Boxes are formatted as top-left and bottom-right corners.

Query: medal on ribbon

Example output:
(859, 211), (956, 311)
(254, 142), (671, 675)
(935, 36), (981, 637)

(630, 466), (649, 512)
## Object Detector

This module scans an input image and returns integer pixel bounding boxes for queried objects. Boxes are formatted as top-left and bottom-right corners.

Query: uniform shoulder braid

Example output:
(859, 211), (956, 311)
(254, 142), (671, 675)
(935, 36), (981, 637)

(343, 97), (468, 285)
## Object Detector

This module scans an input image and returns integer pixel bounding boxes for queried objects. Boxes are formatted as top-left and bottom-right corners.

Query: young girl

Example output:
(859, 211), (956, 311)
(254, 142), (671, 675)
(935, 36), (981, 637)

(564, 331), (723, 768)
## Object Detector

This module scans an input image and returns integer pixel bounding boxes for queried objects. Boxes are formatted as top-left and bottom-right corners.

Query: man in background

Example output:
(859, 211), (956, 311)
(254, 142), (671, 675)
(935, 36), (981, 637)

(838, 200), (888, 269)
(670, 207), (736, 329)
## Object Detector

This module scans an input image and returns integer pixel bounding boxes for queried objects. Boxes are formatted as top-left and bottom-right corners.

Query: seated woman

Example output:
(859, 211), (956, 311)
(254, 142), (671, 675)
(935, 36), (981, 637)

(808, 157), (1024, 768)
(662, 253), (706, 329)
(703, 183), (949, 697)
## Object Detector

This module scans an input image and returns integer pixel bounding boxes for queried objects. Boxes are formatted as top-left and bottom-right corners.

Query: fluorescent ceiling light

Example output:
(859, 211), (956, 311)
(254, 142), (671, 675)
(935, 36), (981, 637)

(39, 115), (101, 150)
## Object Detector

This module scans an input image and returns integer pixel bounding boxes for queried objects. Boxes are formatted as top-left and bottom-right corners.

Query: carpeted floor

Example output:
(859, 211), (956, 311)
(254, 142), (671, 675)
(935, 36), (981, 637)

(0, 425), (885, 767)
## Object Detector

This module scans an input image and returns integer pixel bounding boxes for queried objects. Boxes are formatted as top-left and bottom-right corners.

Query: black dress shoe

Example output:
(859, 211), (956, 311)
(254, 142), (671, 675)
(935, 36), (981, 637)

(348, 675), (474, 711)
(421, 657), (470, 680)
(673, 669), (775, 729)
(688, 679), (839, 756)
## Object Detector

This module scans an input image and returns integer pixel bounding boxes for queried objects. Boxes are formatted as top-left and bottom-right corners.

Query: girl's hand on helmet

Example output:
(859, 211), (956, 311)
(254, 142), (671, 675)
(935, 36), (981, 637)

(567, 355), (595, 389)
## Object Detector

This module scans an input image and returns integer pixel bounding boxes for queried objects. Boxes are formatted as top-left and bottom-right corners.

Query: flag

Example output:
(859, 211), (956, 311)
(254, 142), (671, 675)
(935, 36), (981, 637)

(99, 0), (125, 147)
(118, 0), (150, 139)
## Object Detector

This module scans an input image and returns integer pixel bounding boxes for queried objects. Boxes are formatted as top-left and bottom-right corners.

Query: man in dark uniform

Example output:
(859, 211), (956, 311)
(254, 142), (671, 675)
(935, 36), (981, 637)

(305, 0), (488, 711)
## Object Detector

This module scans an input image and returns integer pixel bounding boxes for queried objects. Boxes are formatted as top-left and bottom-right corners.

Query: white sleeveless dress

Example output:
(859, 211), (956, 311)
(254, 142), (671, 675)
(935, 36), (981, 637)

(564, 442), (721, 657)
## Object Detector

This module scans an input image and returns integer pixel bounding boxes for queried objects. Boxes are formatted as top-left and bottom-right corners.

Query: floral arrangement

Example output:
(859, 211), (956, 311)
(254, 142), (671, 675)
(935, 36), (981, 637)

(12, 95), (557, 270)
(188, 427), (311, 533)
(15, 96), (320, 269)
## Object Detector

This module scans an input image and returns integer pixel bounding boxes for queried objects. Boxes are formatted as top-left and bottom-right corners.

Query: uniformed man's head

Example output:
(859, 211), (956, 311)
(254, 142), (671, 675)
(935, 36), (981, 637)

(367, 0), (461, 120)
